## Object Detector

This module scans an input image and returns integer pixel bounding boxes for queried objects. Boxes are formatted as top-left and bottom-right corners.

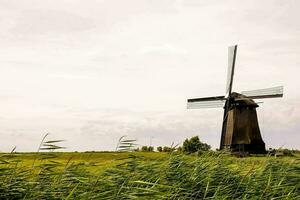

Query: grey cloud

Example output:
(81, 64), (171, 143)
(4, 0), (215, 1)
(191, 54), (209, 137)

(0, 0), (299, 151)
(76, 109), (222, 149)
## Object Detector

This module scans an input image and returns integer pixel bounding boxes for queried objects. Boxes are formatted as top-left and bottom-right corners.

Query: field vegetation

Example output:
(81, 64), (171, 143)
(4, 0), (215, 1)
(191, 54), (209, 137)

(0, 136), (299, 199)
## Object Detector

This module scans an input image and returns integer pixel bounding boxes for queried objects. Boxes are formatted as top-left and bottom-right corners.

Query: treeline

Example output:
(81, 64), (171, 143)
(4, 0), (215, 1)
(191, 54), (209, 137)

(122, 135), (299, 157)
(268, 148), (300, 157)
(134, 136), (211, 154)
(134, 146), (176, 152)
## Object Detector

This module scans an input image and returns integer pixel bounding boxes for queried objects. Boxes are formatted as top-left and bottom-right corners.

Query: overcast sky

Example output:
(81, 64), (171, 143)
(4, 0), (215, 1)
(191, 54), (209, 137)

(0, 0), (299, 152)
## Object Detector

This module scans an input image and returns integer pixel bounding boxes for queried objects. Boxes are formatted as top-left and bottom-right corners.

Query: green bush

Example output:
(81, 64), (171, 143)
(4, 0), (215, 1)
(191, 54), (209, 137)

(148, 146), (154, 152)
(162, 146), (175, 152)
(141, 146), (149, 152)
(141, 146), (154, 152)
(157, 146), (163, 152)
(182, 136), (211, 153)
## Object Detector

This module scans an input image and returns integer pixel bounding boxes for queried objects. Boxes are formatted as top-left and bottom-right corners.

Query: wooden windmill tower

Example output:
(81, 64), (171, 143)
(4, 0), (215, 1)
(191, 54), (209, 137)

(187, 45), (283, 153)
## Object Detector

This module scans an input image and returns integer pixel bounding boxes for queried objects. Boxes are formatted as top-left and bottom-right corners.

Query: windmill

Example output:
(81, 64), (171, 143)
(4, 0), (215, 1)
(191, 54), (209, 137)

(187, 45), (283, 153)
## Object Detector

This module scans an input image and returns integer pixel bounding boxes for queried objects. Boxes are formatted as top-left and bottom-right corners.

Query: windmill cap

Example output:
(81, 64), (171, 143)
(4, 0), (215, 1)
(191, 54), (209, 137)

(231, 92), (258, 107)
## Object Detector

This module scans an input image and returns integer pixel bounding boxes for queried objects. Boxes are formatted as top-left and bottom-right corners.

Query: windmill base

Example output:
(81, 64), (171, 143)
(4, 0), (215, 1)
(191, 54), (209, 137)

(221, 97), (267, 154)
(224, 143), (266, 154)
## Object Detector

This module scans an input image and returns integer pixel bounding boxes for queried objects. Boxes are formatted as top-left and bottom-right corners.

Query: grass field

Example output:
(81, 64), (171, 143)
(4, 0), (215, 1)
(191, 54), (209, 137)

(0, 151), (299, 199)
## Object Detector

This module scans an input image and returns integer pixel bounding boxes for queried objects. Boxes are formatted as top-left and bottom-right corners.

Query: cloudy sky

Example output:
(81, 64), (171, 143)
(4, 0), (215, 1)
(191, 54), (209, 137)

(0, 0), (299, 152)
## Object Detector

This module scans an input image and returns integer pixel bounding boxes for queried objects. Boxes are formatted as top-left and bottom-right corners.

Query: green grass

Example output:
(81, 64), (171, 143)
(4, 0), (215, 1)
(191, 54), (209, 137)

(0, 151), (299, 199)
(1, 152), (166, 174)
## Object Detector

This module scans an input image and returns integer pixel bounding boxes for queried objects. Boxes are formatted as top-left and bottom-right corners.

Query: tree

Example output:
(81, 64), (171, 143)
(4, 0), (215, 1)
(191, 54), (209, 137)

(148, 146), (154, 152)
(182, 136), (211, 153)
(163, 146), (171, 152)
(141, 146), (154, 152)
(157, 146), (163, 152)
(162, 146), (175, 152)
(141, 146), (148, 152)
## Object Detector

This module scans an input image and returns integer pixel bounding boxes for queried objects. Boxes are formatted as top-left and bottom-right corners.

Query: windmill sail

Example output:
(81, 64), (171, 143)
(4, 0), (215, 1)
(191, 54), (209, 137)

(226, 45), (238, 94)
(187, 96), (226, 109)
(241, 86), (283, 99)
